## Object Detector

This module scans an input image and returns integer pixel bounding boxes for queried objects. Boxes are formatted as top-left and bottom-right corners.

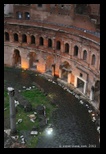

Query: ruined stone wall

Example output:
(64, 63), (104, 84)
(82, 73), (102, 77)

(4, 22), (100, 97)
(4, 4), (100, 107)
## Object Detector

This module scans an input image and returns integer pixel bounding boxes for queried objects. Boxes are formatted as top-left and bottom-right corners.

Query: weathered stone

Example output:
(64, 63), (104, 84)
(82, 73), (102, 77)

(30, 131), (38, 135)
(23, 102), (32, 112)
(10, 142), (27, 148)
(28, 114), (36, 120)
(32, 126), (38, 131)
(39, 117), (47, 130)
(36, 105), (44, 115)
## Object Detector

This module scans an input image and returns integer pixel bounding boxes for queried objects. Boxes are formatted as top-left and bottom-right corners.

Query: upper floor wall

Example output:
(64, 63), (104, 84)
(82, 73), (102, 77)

(10, 4), (100, 32)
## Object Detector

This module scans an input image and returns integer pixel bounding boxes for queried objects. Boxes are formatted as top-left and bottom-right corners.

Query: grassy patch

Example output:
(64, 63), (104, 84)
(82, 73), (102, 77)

(4, 87), (57, 148)
(21, 89), (56, 117)
(26, 136), (38, 148)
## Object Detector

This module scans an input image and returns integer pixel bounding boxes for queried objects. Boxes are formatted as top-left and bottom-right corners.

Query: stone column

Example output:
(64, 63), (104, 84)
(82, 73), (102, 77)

(27, 34), (31, 45)
(18, 33), (22, 44)
(68, 72), (72, 83)
(9, 31), (14, 43)
(52, 64), (55, 76)
(35, 35), (39, 47)
(7, 87), (17, 135)
(83, 81), (87, 94)
(69, 42), (72, 55)
(78, 46), (82, 60)
(96, 53), (100, 70)
(90, 86), (95, 100)
(44, 37), (48, 48)
(59, 67), (62, 78)
(52, 37), (56, 51)
(74, 76), (77, 87)
(61, 40), (64, 53)
(71, 43), (75, 58)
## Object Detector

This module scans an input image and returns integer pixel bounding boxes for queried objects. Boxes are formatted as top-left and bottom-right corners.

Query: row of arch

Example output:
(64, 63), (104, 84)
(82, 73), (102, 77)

(4, 32), (97, 66)
(11, 48), (100, 110)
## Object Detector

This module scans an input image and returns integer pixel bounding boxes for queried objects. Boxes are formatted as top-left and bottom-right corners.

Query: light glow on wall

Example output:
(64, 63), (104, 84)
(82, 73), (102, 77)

(21, 60), (29, 70)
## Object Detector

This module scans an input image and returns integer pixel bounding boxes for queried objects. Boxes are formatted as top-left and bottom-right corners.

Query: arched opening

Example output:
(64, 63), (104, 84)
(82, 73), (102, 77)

(14, 33), (18, 42)
(28, 52), (37, 69)
(60, 61), (71, 82)
(5, 32), (9, 41)
(25, 12), (30, 20)
(65, 43), (69, 53)
(12, 49), (21, 67)
(22, 34), (27, 43)
(74, 45), (78, 56)
(83, 50), (87, 60)
(56, 41), (61, 50)
(48, 39), (52, 48)
(46, 55), (54, 74)
(31, 35), (35, 44)
(16, 11), (22, 19)
(91, 54), (96, 65)
(39, 37), (44, 46)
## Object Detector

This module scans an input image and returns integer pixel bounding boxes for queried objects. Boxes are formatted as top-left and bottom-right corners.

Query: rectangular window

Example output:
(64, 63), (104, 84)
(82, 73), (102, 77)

(80, 73), (83, 77)
(38, 4), (42, 7)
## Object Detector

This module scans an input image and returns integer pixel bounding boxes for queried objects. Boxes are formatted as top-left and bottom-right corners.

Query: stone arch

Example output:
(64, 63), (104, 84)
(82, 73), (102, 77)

(12, 49), (21, 67)
(31, 35), (35, 44)
(5, 32), (9, 41)
(59, 61), (71, 82)
(74, 45), (79, 56)
(56, 41), (61, 50)
(48, 38), (52, 48)
(22, 34), (27, 43)
(39, 37), (44, 46)
(91, 54), (96, 65)
(14, 33), (18, 42)
(16, 11), (22, 19)
(65, 43), (69, 53)
(24, 12), (30, 20)
(28, 52), (37, 69)
(46, 55), (54, 74)
(83, 50), (87, 60)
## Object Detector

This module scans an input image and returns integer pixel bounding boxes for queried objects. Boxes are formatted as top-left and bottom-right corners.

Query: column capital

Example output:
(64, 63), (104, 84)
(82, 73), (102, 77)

(7, 87), (15, 97)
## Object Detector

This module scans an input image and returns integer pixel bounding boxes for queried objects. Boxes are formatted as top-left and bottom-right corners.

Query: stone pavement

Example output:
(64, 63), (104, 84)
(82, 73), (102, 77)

(4, 67), (100, 148)
(36, 87), (100, 148)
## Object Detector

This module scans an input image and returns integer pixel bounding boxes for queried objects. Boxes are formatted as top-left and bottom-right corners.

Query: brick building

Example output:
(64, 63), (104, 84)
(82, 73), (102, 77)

(4, 4), (100, 110)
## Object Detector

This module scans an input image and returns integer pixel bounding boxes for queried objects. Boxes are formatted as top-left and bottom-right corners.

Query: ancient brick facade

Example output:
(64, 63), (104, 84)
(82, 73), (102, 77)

(4, 4), (100, 110)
